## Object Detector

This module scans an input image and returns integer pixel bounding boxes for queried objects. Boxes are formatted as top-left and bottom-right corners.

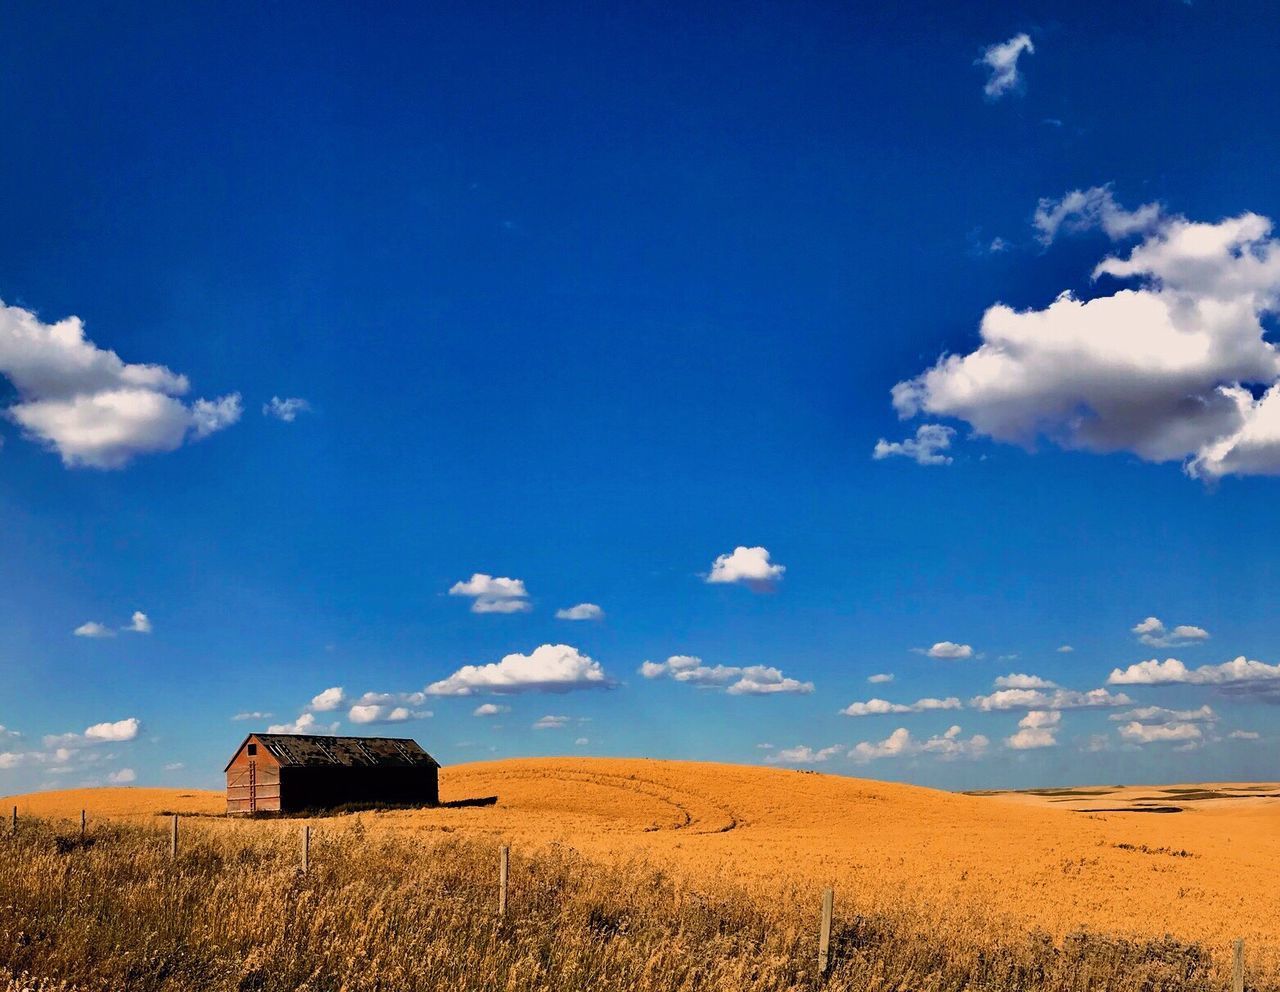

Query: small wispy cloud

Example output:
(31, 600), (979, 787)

(977, 32), (1035, 99)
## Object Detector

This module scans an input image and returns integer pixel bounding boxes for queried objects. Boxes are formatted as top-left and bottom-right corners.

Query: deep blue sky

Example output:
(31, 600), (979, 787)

(2, 1), (1278, 793)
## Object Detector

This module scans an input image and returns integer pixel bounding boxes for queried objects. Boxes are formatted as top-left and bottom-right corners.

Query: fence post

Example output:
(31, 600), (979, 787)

(818, 887), (834, 975)
(9, 806), (15, 836)
(170, 814), (179, 859)
(301, 824), (310, 874)
(498, 845), (509, 917)
(1233, 938), (1244, 992)
(80, 809), (86, 840)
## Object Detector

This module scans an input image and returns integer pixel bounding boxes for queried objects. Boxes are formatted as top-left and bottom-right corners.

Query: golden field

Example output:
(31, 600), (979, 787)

(3, 758), (1278, 990)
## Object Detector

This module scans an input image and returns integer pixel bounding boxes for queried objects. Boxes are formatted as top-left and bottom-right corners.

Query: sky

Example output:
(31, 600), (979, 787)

(2, 1), (1280, 794)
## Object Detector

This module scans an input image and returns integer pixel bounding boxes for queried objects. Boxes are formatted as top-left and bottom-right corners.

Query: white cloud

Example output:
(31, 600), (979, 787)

(1131, 617), (1210, 647)
(970, 687), (1131, 711)
(427, 644), (611, 696)
(1109, 705), (1216, 724)
(923, 641), (974, 660)
(347, 703), (425, 724)
(232, 711), (272, 721)
(1107, 656), (1280, 686)
(767, 744), (845, 765)
(74, 621), (115, 638)
(473, 703), (510, 717)
(873, 424), (956, 466)
(1229, 730), (1260, 740)
(840, 696), (961, 717)
(851, 725), (988, 762)
(107, 768), (136, 784)
(44, 717), (142, 750)
(1034, 186), (1163, 245)
(1006, 710), (1060, 750)
(124, 611), (151, 634)
(867, 673), (894, 684)
(977, 33), (1034, 99)
(705, 546), (785, 587)
(993, 673), (1059, 690)
(533, 715), (568, 730)
(891, 199), (1280, 479)
(263, 396), (311, 422)
(1057, 645), (1074, 653)
(1118, 721), (1202, 744)
(639, 655), (813, 696)
(309, 687), (346, 712)
(555, 603), (604, 621)
(163, 762), (185, 771)
(575, 736), (589, 746)
(448, 573), (532, 614)
(0, 300), (240, 468)
(266, 712), (337, 735)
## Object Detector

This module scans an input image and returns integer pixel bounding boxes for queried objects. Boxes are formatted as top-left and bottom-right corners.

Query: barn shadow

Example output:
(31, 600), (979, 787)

(440, 795), (498, 809)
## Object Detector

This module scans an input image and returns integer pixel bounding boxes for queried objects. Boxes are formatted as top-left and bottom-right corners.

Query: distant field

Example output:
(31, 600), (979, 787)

(6, 757), (1279, 958)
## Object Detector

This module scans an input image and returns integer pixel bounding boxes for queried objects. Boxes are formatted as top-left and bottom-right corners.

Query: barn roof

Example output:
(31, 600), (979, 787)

(225, 734), (440, 771)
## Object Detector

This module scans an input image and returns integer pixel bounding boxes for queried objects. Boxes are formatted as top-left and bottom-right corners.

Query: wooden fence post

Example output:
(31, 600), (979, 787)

(170, 814), (179, 859)
(301, 824), (310, 874)
(818, 887), (834, 975)
(1233, 938), (1244, 992)
(9, 806), (15, 836)
(498, 845), (509, 917)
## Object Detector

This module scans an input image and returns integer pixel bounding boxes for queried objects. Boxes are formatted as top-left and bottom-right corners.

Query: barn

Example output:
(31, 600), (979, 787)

(225, 733), (440, 814)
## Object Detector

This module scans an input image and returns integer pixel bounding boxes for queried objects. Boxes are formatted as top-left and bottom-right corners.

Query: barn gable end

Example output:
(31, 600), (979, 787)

(225, 734), (439, 814)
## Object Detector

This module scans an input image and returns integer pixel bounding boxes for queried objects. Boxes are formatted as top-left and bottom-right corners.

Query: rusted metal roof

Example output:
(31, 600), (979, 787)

(228, 734), (439, 770)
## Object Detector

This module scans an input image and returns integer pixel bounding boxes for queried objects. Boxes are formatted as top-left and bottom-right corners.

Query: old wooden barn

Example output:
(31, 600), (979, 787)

(225, 733), (439, 814)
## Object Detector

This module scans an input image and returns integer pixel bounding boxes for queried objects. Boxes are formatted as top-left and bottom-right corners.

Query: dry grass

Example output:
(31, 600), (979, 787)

(3, 758), (1278, 990)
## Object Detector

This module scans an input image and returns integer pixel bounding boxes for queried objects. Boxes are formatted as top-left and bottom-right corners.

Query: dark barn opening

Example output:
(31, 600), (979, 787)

(225, 733), (440, 814)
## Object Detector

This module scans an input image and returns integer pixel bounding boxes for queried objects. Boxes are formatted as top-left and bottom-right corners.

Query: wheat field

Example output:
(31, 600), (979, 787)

(3, 758), (1277, 990)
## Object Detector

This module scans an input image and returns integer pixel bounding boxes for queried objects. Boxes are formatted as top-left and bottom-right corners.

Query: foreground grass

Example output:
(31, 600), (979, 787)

(0, 815), (1261, 992)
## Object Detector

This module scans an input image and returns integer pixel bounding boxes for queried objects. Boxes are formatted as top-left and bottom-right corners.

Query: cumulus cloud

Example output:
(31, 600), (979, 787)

(639, 655), (813, 696)
(1118, 721), (1202, 744)
(107, 768), (136, 784)
(1109, 705), (1216, 724)
(1057, 645), (1074, 653)
(448, 573), (531, 614)
(532, 715), (569, 730)
(1131, 617), (1210, 647)
(851, 725), (989, 762)
(74, 621), (114, 638)
(767, 744), (845, 765)
(473, 703), (510, 717)
(868, 673), (894, 684)
(263, 396), (311, 422)
(891, 197), (1280, 479)
(705, 546), (785, 588)
(0, 299), (241, 468)
(873, 424), (956, 466)
(44, 717), (142, 749)
(1107, 656), (1280, 686)
(266, 712), (337, 735)
(970, 687), (1131, 711)
(922, 641), (974, 660)
(309, 687), (346, 712)
(347, 703), (425, 724)
(993, 673), (1059, 690)
(1006, 710), (1060, 750)
(428, 644), (611, 696)
(977, 33), (1034, 99)
(840, 696), (961, 717)
(124, 611), (151, 634)
(555, 603), (604, 621)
